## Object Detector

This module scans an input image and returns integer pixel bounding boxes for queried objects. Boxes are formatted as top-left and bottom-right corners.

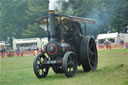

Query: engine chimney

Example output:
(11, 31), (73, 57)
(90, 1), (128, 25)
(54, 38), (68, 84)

(49, 10), (56, 41)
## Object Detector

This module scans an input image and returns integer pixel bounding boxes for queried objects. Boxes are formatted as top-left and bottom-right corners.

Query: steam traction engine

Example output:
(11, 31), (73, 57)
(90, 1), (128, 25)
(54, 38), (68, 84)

(33, 10), (98, 78)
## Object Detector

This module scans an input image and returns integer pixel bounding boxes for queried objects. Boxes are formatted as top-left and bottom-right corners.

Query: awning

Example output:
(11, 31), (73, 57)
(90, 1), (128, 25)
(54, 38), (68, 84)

(97, 32), (119, 40)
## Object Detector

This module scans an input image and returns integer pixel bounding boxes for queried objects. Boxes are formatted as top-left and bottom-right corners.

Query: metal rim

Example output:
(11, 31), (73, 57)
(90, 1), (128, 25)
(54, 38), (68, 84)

(88, 38), (97, 69)
(33, 54), (49, 79)
(80, 37), (98, 72)
(62, 51), (78, 77)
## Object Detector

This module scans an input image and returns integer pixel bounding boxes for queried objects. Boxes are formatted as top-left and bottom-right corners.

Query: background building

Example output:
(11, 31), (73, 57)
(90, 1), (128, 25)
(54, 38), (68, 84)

(97, 32), (128, 45)
(41, 38), (48, 49)
(13, 38), (41, 50)
(12, 37), (48, 50)
(0, 41), (6, 50)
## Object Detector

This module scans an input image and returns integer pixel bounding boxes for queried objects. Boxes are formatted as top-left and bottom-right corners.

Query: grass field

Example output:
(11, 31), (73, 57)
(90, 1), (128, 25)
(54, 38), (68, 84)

(0, 49), (128, 85)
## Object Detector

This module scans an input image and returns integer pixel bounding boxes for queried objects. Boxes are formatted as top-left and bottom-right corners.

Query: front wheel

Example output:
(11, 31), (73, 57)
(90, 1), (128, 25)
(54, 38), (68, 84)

(62, 51), (78, 77)
(33, 53), (49, 79)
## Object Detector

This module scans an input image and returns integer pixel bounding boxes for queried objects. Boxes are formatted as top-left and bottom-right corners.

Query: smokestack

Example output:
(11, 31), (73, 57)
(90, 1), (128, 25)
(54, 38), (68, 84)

(48, 0), (60, 40)
(49, 10), (56, 41)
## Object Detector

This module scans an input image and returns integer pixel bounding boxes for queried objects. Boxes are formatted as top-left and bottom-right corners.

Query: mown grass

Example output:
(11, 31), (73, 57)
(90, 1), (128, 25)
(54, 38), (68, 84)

(0, 49), (128, 85)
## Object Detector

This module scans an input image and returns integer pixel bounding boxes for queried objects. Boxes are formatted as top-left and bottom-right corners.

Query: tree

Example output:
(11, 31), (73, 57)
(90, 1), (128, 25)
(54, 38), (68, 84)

(22, 23), (47, 38)
(60, 0), (128, 36)
(0, 0), (28, 40)
(0, 0), (128, 40)
(21, 0), (49, 38)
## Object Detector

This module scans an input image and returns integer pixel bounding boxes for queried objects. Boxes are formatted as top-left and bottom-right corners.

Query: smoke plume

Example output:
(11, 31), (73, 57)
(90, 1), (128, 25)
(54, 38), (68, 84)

(49, 0), (69, 10)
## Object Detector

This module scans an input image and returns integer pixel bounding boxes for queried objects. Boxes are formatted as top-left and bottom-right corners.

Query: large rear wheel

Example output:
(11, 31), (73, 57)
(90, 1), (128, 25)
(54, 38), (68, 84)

(80, 36), (98, 72)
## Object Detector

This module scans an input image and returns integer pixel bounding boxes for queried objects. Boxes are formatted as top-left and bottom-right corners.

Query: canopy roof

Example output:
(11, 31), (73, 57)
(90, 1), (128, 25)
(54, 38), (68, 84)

(97, 32), (119, 40)
(38, 14), (95, 24)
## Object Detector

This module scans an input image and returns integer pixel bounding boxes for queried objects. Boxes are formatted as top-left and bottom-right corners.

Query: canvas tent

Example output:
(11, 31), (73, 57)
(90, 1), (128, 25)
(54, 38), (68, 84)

(97, 32), (128, 45)
(97, 32), (120, 44)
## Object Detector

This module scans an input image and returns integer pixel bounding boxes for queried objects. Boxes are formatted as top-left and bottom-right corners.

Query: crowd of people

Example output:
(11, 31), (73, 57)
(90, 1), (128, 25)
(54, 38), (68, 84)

(1, 40), (128, 57)
(15, 47), (41, 56)
(104, 39), (128, 50)
(0, 47), (41, 57)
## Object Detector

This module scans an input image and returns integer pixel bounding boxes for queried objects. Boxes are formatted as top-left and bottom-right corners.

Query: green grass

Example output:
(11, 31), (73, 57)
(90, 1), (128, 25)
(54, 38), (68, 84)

(0, 49), (128, 85)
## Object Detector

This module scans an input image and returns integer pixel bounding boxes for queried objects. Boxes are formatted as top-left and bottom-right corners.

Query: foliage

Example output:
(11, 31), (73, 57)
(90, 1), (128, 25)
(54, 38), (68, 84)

(0, 0), (29, 40)
(22, 23), (48, 38)
(60, 0), (128, 37)
(0, 0), (128, 40)
(0, 0), (48, 40)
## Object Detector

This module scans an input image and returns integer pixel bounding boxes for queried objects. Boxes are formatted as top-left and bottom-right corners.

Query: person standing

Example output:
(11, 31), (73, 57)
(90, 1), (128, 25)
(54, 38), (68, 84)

(125, 43), (128, 49)
(120, 40), (124, 48)
(16, 48), (20, 56)
(108, 41), (111, 50)
(1, 47), (6, 57)
(20, 47), (24, 56)
(105, 39), (109, 49)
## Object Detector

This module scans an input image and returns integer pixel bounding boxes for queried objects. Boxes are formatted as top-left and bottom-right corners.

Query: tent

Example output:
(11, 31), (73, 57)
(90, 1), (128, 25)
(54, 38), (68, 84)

(97, 32), (120, 44)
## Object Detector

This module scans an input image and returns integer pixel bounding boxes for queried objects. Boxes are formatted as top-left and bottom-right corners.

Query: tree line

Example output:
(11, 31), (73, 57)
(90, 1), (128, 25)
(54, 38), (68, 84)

(0, 0), (128, 40)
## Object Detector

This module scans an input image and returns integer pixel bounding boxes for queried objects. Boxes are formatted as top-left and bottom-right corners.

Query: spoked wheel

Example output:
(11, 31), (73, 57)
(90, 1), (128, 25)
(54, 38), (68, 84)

(80, 36), (98, 72)
(52, 66), (64, 73)
(62, 51), (78, 77)
(33, 53), (49, 79)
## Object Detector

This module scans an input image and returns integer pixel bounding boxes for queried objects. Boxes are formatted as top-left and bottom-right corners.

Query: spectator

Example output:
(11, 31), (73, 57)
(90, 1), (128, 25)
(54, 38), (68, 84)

(20, 48), (24, 56)
(105, 39), (109, 49)
(108, 41), (111, 50)
(125, 43), (128, 49)
(120, 40), (124, 48)
(16, 48), (20, 56)
(104, 41), (106, 48)
(1, 47), (6, 57)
